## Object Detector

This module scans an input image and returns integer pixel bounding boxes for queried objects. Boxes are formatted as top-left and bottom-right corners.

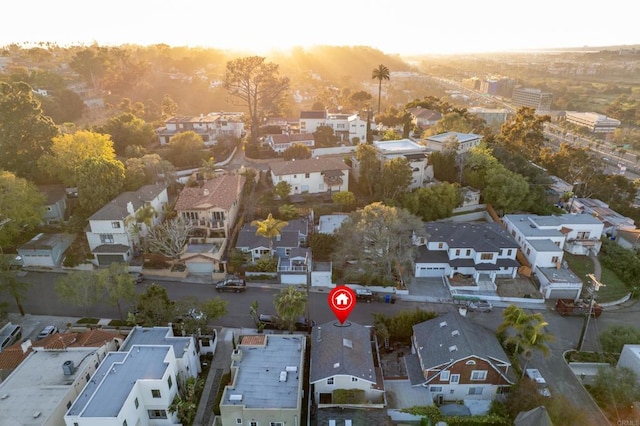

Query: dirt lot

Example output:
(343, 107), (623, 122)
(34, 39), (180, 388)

(380, 345), (411, 378)
(496, 276), (543, 299)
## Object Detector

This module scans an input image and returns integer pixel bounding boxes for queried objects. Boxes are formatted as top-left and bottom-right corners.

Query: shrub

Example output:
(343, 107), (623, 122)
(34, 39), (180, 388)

(332, 389), (365, 404)
(76, 317), (99, 324)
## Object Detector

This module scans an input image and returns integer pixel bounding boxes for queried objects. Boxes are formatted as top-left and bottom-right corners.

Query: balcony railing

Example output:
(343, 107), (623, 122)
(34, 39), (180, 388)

(277, 265), (308, 272)
(185, 219), (225, 229)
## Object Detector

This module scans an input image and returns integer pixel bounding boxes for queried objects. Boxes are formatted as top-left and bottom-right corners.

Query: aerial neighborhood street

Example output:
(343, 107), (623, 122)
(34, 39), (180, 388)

(1, 12), (640, 426)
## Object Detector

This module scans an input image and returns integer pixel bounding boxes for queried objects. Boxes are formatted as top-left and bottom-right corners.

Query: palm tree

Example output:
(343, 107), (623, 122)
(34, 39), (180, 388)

(125, 204), (158, 246)
(372, 64), (390, 114)
(251, 213), (289, 256)
(274, 286), (307, 333)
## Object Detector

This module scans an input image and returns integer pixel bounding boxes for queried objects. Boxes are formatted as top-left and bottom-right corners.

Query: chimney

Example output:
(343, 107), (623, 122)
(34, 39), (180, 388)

(126, 201), (135, 215)
(203, 188), (210, 196)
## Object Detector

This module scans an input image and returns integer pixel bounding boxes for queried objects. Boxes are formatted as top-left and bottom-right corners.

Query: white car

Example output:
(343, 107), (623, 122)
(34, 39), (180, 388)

(37, 325), (59, 340)
(525, 368), (551, 397)
(466, 300), (493, 312)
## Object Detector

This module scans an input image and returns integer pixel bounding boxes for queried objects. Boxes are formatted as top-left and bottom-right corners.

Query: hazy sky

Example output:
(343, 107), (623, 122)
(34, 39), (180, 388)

(3, 0), (637, 55)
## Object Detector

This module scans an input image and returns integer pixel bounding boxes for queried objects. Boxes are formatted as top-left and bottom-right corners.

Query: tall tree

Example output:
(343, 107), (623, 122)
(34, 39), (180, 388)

(0, 171), (46, 248)
(144, 217), (194, 260)
(333, 202), (425, 286)
(251, 213), (289, 255)
(355, 143), (381, 198)
(161, 94), (179, 120)
(372, 64), (390, 114)
(378, 157), (413, 202)
(167, 131), (206, 168)
(498, 107), (549, 161)
(274, 181), (292, 201)
(0, 81), (58, 179)
(332, 191), (356, 212)
(400, 183), (461, 221)
(38, 130), (117, 187)
(274, 286), (308, 333)
(169, 376), (204, 425)
(497, 305), (554, 359)
(77, 157), (125, 217)
(224, 56), (290, 144)
(97, 112), (156, 155)
(0, 261), (29, 316)
(97, 262), (136, 320)
(55, 271), (105, 316)
(283, 143), (311, 161)
(134, 284), (176, 326)
(482, 167), (530, 214)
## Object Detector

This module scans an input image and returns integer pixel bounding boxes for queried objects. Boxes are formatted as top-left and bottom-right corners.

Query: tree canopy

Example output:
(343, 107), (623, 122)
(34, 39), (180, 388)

(167, 131), (206, 168)
(77, 157), (125, 217)
(0, 170), (46, 247)
(274, 286), (307, 332)
(97, 112), (156, 155)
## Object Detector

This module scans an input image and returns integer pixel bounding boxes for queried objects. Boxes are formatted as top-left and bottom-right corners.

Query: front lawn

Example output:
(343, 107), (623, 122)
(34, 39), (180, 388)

(563, 253), (627, 302)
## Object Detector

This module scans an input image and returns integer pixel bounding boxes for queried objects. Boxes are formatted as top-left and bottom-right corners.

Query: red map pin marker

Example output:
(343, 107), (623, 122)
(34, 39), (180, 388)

(328, 285), (356, 324)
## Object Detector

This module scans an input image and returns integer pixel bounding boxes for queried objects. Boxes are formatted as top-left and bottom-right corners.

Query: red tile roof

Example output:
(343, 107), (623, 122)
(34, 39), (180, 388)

(175, 174), (245, 211)
(0, 342), (31, 370)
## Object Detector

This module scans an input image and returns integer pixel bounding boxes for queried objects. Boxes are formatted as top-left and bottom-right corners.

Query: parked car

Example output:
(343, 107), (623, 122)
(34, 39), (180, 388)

(37, 325), (58, 340)
(187, 308), (206, 321)
(215, 278), (246, 293)
(525, 368), (552, 397)
(355, 288), (375, 303)
(129, 272), (144, 284)
(258, 314), (315, 332)
(466, 300), (493, 312)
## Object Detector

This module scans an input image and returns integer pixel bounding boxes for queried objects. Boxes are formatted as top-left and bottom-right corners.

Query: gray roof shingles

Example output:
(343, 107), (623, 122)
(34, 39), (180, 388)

(89, 184), (166, 221)
(425, 222), (519, 251)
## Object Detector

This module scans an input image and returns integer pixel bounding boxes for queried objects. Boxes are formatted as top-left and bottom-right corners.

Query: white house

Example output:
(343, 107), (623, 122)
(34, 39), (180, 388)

(299, 110), (327, 134)
(156, 112), (244, 145)
(325, 111), (369, 143)
(269, 157), (350, 195)
(265, 133), (315, 153)
(414, 223), (520, 291)
(18, 233), (75, 268)
(425, 132), (483, 153)
(568, 198), (635, 236)
(85, 184), (168, 266)
(220, 334), (306, 426)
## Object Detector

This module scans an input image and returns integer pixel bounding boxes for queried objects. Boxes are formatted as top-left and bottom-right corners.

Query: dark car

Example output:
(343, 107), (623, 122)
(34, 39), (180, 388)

(258, 314), (315, 332)
(129, 272), (144, 284)
(215, 278), (246, 293)
(355, 288), (375, 303)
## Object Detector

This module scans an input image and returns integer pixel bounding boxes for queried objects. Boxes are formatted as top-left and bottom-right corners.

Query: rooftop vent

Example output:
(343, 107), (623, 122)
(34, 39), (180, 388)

(343, 338), (353, 349)
(229, 394), (243, 401)
(285, 366), (298, 372)
(0, 394), (8, 400)
(231, 349), (242, 362)
(33, 412), (41, 419)
(279, 371), (288, 382)
(333, 362), (340, 369)
(439, 321), (448, 328)
(449, 345), (458, 352)
(451, 330), (460, 337)
(62, 360), (75, 376)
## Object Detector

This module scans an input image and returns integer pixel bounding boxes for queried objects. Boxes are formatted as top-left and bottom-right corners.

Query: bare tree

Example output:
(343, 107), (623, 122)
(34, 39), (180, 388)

(144, 217), (194, 259)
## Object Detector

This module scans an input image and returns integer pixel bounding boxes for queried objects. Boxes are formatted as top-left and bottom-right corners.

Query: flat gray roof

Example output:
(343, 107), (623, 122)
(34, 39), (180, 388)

(374, 139), (426, 153)
(69, 346), (170, 417)
(537, 266), (582, 283)
(223, 335), (304, 409)
(0, 349), (96, 425)
(529, 239), (562, 252)
(121, 326), (191, 357)
(318, 214), (348, 234)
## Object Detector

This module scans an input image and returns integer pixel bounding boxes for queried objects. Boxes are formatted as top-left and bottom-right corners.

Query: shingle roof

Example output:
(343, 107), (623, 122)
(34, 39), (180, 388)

(300, 110), (327, 119)
(269, 157), (349, 176)
(408, 107), (442, 121)
(425, 222), (518, 251)
(174, 174), (245, 211)
(310, 321), (376, 384)
(89, 184), (167, 221)
(37, 184), (66, 204)
(412, 312), (509, 370)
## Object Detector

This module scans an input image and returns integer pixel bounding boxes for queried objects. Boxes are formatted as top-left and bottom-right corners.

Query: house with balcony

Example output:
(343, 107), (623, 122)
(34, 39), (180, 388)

(269, 157), (350, 195)
(414, 222), (520, 291)
(220, 334), (306, 426)
(568, 198), (634, 236)
(326, 111), (369, 143)
(175, 173), (245, 239)
(86, 184), (168, 266)
(265, 132), (315, 153)
(156, 112), (244, 146)
(352, 139), (432, 190)
(310, 321), (390, 424)
(405, 312), (515, 404)
(425, 132), (483, 153)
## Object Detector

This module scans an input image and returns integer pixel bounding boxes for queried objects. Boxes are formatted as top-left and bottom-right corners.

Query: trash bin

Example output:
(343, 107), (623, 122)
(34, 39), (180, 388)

(385, 294), (391, 303)
(391, 296), (396, 304)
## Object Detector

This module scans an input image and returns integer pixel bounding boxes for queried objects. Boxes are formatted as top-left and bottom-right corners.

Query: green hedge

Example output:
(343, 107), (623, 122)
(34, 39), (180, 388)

(76, 317), (100, 324)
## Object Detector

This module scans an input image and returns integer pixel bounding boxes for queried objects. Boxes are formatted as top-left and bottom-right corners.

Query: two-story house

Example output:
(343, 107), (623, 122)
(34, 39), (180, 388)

(426, 132), (483, 153)
(175, 174), (245, 239)
(351, 139), (433, 190)
(325, 111), (369, 143)
(405, 312), (514, 404)
(269, 157), (350, 195)
(156, 112), (244, 146)
(299, 110), (327, 134)
(414, 222), (520, 291)
(310, 321), (390, 424)
(220, 334), (306, 426)
(265, 132), (315, 153)
(568, 198), (635, 236)
(86, 184), (168, 266)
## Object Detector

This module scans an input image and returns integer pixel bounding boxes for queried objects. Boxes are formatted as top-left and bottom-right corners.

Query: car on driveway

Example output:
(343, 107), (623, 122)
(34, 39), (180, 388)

(37, 325), (59, 340)
(466, 300), (493, 312)
(129, 272), (144, 283)
(215, 278), (246, 293)
(355, 288), (375, 303)
(526, 368), (552, 397)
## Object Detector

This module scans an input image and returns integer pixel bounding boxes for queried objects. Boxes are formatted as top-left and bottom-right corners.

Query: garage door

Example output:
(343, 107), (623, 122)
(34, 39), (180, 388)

(186, 262), (214, 275)
(547, 288), (580, 300)
(417, 266), (446, 277)
(97, 254), (125, 266)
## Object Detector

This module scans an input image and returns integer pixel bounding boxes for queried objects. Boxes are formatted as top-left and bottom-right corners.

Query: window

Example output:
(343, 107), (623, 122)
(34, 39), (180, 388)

(270, 423), (284, 426)
(480, 253), (493, 260)
(168, 376), (173, 388)
(438, 242), (444, 249)
(327, 377), (334, 385)
(250, 422), (257, 426)
(134, 398), (139, 409)
(466, 249), (471, 256)
(293, 174), (297, 178)
(67, 401), (72, 409)
(551, 256), (559, 263)
(527, 248), (531, 255)
(305, 173), (310, 178)
(351, 377), (358, 382)
(468, 387), (484, 395)
(151, 389), (161, 398)
(441, 370), (450, 381)
(236, 419), (242, 424)
(465, 360), (476, 366)
(100, 234), (114, 244)
(46, 206), (53, 212)
(511, 230), (516, 237)
(471, 370), (487, 381)
(123, 421), (128, 426)
(450, 374), (460, 384)
(507, 249), (513, 256)
(455, 249), (460, 256)
(429, 386), (443, 392)
(85, 373), (90, 381)
(111, 221), (121, 229)
(577, 231), (590, 239)
(148, 410), (167, 419)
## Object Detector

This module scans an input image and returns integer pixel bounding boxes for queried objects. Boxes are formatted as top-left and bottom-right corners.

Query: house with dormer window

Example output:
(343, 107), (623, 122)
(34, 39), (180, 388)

(405, 312), (515, 404)
(414, 222), (520, 291)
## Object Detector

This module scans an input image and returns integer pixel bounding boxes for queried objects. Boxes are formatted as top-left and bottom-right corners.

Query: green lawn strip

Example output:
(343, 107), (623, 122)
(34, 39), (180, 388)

(562, 253), (628, 303)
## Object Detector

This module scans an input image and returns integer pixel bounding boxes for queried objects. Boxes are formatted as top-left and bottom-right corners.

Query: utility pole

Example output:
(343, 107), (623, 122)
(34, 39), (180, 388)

(577, 274), (605, 351)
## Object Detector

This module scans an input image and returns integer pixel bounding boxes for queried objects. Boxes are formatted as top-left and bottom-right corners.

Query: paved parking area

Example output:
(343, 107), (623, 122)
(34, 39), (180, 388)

(385, 379), (432, 409)
(6, 313), (81, 342)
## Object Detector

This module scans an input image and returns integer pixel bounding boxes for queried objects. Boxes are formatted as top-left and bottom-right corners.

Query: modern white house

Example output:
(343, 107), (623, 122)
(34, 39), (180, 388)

(325, 111), (369, 143)
(425, 132), (483, 153)
(568, 198), (635, 236)
(85, 184), (168, 266)
(219, 334), (306, 426)
(156, 112), (245, 145)
(269, 157), (350, 195)
(299, 110), (327, 134)
(414, 222), (520, 291)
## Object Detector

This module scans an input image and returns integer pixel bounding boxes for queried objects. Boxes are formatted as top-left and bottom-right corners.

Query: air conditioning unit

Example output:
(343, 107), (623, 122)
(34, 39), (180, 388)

(62, 360), (75, 375)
